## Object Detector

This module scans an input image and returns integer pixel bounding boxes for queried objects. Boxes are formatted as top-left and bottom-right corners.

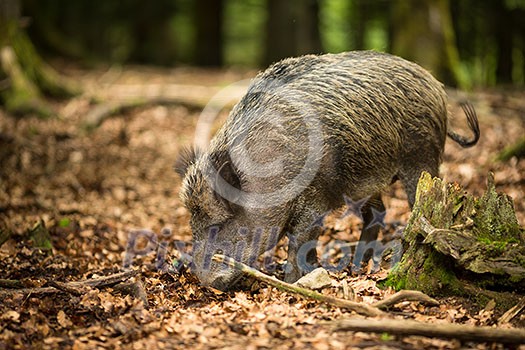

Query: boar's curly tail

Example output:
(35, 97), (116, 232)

(447, 102), (480, 148)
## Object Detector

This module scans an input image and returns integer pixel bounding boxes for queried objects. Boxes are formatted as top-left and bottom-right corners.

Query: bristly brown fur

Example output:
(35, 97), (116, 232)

(174, 147), (201, 178)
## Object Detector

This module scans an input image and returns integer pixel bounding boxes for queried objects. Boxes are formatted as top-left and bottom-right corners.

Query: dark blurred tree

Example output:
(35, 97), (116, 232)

(24, 1), (120, 63)
(390, 0), (466, 88)
(194, 0), (224, 66)
(23, 0), (179, 65)
(0, 0), (77, 116)
(350, 0), (366, 50)
(11, 0), (525, 84)
(491, 1), (513, 84)
(451, 0), (525, 86)
(349, 0), (390, 51)
(128, 1), (179, 65)
(296, 0), (322, 57)
(264, 0), (295, 64)
(264, 0), (322, 65)
(487, 0), (525, 85)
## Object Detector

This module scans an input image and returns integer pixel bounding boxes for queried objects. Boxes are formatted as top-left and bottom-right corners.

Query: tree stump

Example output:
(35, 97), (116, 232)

(385, 172), (525, 305)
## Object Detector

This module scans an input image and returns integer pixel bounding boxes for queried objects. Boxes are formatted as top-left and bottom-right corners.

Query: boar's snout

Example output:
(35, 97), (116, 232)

(190, 239), (243, 291)
(191, 264), (242, 291)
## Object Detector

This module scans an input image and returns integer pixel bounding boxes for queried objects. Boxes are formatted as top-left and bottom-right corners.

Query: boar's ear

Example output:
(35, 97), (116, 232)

(212, 151), (243, 212)
(174, 148), (200, 178)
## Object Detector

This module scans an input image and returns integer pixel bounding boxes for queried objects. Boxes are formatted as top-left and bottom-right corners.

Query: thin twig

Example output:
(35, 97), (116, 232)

(373, 290), (439, 309)
(47, 280), (91, 296)
(0, 270), (139, 297)
(499, 297), (525, 324)
(213, 254), (385, 317)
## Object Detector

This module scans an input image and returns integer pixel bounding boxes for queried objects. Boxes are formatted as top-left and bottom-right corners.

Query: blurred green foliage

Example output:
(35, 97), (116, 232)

(21, 0), (525, 86)
(224, 0), (266, 66)
(320, 0), (352, 53)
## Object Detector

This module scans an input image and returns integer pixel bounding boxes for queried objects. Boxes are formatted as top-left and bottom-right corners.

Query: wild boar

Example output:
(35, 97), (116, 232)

(176, 51), (480, 291)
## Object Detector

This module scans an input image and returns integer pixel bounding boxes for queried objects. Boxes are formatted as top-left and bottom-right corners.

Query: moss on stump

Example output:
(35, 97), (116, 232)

(385, 172), (525, 304)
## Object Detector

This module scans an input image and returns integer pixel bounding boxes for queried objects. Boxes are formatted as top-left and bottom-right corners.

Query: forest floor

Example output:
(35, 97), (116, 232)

(0, 65), (524, 349)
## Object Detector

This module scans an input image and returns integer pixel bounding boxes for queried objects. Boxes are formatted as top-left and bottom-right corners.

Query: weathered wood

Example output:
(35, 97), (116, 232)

(332, 318), (525, 344)
(0, 279), (24, 288)
(385, 172), (525, 302)
(499, 297), (525, 324)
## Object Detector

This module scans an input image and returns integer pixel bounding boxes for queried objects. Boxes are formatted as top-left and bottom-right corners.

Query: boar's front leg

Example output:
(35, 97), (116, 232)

(353, 193), (385, 272)
(283, 208), (325, 283)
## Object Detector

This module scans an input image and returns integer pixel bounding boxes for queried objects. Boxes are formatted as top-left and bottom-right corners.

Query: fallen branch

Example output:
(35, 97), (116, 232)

(83, 97), (208, 130)
(373, 290), (439, 309)
(0, 270), (138, 297)
(83, 80), (249, 130)
(73, 270), (139, 288)
(0, 278), (24, 288)
(212, 254), (384, 317)
(213, 255), (438, 317)
(47, 280), (90, 296)
(332, 318), (525, 344)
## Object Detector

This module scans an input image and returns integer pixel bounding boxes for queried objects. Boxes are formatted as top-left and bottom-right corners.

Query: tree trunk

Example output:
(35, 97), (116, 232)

(130, 2), (178, 65)
(264, 0), (296, 65)
(385, 172), (525, 308)
(390, 0), (467, 88)
(350, 0), (366, 50)
(264, 0), (322, 66)
(492, 1), (514, 84)
(295, 0), (323, 56)
(194, 0), (223, 66)
(0, 0), (78, 116)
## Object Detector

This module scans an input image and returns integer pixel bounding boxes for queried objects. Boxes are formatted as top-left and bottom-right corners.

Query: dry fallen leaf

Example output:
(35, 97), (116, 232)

(57, 310), (73, 328)
(2, 310), (20, 322)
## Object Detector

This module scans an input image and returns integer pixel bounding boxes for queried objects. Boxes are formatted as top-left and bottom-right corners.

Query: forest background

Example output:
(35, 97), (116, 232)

(20, 0), (525, 88)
